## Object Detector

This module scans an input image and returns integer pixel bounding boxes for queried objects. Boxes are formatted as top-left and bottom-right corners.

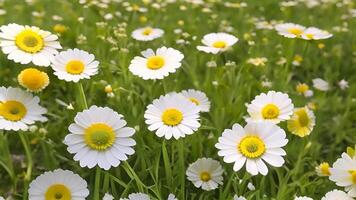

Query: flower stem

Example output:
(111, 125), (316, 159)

(76, 82), (88, 110)
(93, 167), (101, 200)
(19, 133), (33, 200)
(177, 139), (185, 199)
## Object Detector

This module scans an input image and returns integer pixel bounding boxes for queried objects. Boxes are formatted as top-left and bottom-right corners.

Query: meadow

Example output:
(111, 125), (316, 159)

(0, 0), (355, 200)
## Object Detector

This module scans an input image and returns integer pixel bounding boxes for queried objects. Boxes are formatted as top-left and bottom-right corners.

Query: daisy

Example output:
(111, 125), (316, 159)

(0, 87), (47, 131)
(103, 193), (114, 200)
(329, 153), (356, 197)
(215, 122), (288, 176)
(17, 68), (49, 92)
(296, 83), (313, 97)
(287, 107), (315, 137)
(312, 78), (329, 91)
(275, 23), (306, 38)
(321, 189), (354, 200)
(51, 48), (99, 82)
(186, 157), (224, 191)
(131, 27), (164, 41)
(246, 91), (294, 124)
(129, 47), (184, 80)
(197, 32), (239, 54)
(301, 27), (333, 40)
(167, 194), (177, 200)
(120, 193), (150, 200)
(295, 196), (313, 200)
(64, 105), (136, 170)
(0, 23), (61, 66)
(315, 162), (331, 176)
(233, 196), (247, 200)
(180, 89), (211, 112)
(144, 93), (200, 140)
(28, 169), (89, 200)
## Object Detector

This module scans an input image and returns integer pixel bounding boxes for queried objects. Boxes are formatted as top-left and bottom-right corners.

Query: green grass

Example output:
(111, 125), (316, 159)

(0, 0), (355, 199)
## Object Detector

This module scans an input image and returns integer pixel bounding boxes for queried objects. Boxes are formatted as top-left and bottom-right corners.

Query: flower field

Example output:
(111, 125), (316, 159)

(0, 0), (355, 199)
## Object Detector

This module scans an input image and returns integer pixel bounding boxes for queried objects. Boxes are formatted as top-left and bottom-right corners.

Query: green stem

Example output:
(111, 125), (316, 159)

(76, 82), (88, 110)
(19, 133), (33, 200)
(123, 161), (145, 192)
(93, 167), (101, 200)
(162, 140), (172, 188)
(177, 139), (185, 199)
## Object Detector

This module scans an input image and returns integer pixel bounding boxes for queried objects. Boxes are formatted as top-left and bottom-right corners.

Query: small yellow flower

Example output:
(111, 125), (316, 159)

(318, 43), (325, 49)
(105, 85), (113, 93)
(315, 162), (331, 176)
(296, 83), (309, 94)
(293, 54), (303, 63)
(139, 16), (148, 23)
(17, 68), (49, 92)
(177, 20), (184, 26)
(53, 24), (67, 34)
(287, 107), (315, 137)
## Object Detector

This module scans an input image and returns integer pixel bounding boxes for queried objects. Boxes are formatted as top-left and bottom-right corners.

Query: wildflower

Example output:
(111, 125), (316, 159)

(215, 122), (288, 176)
(103, 193), (114, 200)
(301, 27), (333, 40)
(28, 169), (89, 200)
(338, 79), (349, 90)
(186, 158), (224, 191)
(287, 107), (315, 137)
(131, 27), (164, 41)
(180, 89), (211, 112)
(275, 23), (306, 38)
(315, 162), (331, 176)
(292, 55), (303, 66)
(53, 24), (67, 34)
(296, 83), (313, 97)
(17, 68), (49, 92)
(0, 23), (61, 66)
(64, 106), (136, 170)
(246, 91), (294, 124)
(167, 194), (177, 200)
(247, 57), (268, 66)
(312, 78), (329, 91)
(120, 193), (150, 200)
(197, 32), (238, 54)
(234, 195), (247, 200)
(321, 189), (353, 200)
(51, 48), (99, 82)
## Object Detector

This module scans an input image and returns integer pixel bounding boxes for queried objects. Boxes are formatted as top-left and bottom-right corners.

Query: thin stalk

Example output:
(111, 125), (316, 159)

(162, 140), (172, 188)
(76, 82), (88, 110)
(93, 167), (101, 200)
(19, 133), (33, 200)
(177, 139), (185, 199)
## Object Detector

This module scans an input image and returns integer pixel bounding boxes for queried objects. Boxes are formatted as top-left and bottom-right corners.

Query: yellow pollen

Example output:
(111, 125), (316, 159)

(161, 108), (183, 126)
(189, 98), (200, 105)
(15, 29), (44, 53)
(200, 171), (211, 182)
(212, 41), (227, 48)
(18, 68), (49, 92)
(350, 170), (356, 184)
(45, 184), (71, 200)
(0, 100), (27, 121)
(305, 33), (314, 39)
(288, 28), (303, 36)
(84, 123), (116, 151)
(296, 83), (309, 94)
(147, 56), (165, 70)
(238, 135), (266, 158)
(262, 104), (280, 119)
(319, 162), (331, 176)
(142, 27), (153, 35)
(65, 60), (85, 75)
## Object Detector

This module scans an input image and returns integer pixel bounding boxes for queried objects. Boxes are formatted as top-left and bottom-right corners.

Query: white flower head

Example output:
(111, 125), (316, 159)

(295, 196), (313, 200)
(312, 78), (329, 91)
(64, 106), (136, 170)
(131, 27), (164, 41)
(129, 47), (184, 80)
(103, 193), (114, 200)
(321, 189), (354, 200)
(28, 169), (89, 200)
(338, 79), (349, 90)
(233, 195), (247, 200)
(51, 48), (99, 82)
(120, 193), (150, 200)
(246, 91), (294, 124)
(144, 93), (200, 140)
(167, 194), (177, 200)
(186, 157), (224, 191)
(275, 23), (306, 38)
(215, 122), (288, 176)
(180, 89), (211, 112)
(301, 27), (333, 40)
(197, 32), (238, 54)
(0, 23), (62, 66)
(0, 87), (47, 131)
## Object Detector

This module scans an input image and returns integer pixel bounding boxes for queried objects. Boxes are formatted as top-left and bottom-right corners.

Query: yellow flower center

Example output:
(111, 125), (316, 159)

(296, 83), (309, 94)
(142, 27), (153, 35)
(212, 41), (227, 48)
(288, 28), (303, 36)
(262, 104), (280, 119)
(18, 68), (49, 92)
(349, 170), (356, 184)
(305, 33), (314, 39)
(319, 162), (331, 176)
(238, 135), (266, 158)
(15, 29), (44, 53)
(0, 101), (27, 121)
(147, 56), (165, 70)
(200, 171), (211, 182)
(65, 60), (85, 75)
(45, 184), (71, 200)
(161, 108), (183, 126)
(189, 98), (200, 105)
(295, 109), (310, 127)
(84, 123), (116, 151)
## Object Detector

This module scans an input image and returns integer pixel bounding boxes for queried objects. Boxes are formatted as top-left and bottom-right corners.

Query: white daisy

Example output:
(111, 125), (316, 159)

(215, 122), (288, 176)
(197, 32), (239, 54)
(167, 194), (177, 200)
(120, 193), (150, 200)
(329, 153), (356, 197)
(64, 105), (136, 170)
(275, 23), (306, 38)
(180, 89), (211, 112)
(28, 169), (89, 200)
(301, 27), (333, 40)
(129, 47), (184, 80)
(0, 23), (61, 66)
(0, 87), (47, 131)
(295, 196), (313, 200)
(144, 93), (200, 140)
(246, 91), (294, 124)
(233, 196), (247, 200)
(131, 27), (164, 41)
(287, 107), (316, 137)
(186, 157), (224, 191)
(312, 78), (329, 91)
(321, 189), (354, 200)
(51, 48), (99, 82)
(103, 193), (114, 200)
